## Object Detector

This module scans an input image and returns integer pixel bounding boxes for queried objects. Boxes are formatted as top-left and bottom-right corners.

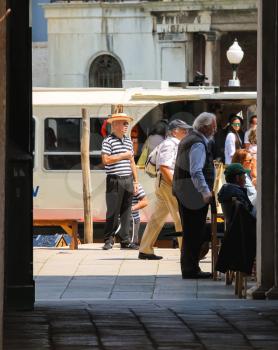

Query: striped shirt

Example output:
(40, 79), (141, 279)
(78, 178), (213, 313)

(131, 184), (146, 223)
(102, 134), (134, 176)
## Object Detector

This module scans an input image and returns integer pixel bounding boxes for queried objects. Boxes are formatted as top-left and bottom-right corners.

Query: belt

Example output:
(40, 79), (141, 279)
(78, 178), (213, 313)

(107, 174), (132, 180)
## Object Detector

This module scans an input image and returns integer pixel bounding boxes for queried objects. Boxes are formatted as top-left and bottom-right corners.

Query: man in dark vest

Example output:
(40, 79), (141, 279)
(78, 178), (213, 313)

(173, 112), (217, 278)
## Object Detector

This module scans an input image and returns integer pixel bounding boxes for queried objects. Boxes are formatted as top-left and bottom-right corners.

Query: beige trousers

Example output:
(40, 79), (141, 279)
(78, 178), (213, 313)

(139, 176), (182, 254)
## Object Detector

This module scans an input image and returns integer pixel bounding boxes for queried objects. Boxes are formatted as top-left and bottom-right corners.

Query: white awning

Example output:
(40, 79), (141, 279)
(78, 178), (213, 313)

(32, 87), (257, 121)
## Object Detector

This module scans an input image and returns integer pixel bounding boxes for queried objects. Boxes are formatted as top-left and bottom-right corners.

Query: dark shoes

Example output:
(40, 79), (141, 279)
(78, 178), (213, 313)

(103, 239), (139, 250)
(120, 242), (139, 250)
(199, 241), (210, 260)
(102, 241), (113, 250)
(138, 252), (163, 260)
(182, 271), (212, 279)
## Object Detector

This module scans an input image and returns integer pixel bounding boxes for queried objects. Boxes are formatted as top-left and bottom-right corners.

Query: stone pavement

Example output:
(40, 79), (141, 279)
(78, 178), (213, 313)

(33, 244), (246, 300)
(4, 300), (278, 349)
(4, 245), (278, 349)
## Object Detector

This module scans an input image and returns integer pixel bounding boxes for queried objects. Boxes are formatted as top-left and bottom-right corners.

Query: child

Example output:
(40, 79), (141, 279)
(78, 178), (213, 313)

(130, 183), (148, 245)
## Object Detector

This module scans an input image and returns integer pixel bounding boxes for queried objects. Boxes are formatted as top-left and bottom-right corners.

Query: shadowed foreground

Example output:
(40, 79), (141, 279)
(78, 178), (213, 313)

(4, 245), (278, 349)
(4, 300), (278, 350)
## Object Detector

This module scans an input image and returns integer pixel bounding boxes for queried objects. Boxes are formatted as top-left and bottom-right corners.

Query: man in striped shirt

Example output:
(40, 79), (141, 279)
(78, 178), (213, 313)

(102, 113), (139, 250)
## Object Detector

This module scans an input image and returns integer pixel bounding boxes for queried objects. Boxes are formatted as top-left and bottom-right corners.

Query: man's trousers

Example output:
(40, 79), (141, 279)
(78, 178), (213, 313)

(104, 175), (133, 243)
(139, 177), (182, 255)
(177, 199), (209, 275)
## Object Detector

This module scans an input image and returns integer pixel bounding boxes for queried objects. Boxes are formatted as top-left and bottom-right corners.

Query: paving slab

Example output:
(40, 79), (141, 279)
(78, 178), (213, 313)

(33, 244), (252, 301)
(4, 300), (278, 350)
(6, 245), (278, 349)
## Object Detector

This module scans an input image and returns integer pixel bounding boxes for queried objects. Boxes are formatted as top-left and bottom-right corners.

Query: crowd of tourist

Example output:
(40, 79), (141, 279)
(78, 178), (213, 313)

(101, 109), (257, 279)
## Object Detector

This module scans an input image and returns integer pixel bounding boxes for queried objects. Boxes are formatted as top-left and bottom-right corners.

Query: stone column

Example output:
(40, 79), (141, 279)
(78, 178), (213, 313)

(5, 0), (34, 309)
(251, 0), (278, 300)
(203, 32), (222, 87)
(264, 0), (278, 300)
(0, 1), (6, 346)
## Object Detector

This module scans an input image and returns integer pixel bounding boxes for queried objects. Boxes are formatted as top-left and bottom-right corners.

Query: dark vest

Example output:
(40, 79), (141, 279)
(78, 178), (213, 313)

(173, 131), (215, 210)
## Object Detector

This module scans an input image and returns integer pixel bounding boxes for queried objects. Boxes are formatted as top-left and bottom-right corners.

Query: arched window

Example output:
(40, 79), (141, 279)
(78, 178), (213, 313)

(89, 55), (122, 88)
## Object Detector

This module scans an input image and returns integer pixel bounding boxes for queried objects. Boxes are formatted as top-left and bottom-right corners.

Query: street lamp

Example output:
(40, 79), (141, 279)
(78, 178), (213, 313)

(226, 39), (244, 87)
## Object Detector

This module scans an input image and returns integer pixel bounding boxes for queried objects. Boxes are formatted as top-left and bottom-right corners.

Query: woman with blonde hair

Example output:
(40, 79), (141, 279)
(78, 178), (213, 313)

(232, 149), (257, 205)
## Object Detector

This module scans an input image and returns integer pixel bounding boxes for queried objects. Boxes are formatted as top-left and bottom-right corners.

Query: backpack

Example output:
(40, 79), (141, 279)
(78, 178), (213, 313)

(144, 138), (176, 178)
(144, 145), (160, 177)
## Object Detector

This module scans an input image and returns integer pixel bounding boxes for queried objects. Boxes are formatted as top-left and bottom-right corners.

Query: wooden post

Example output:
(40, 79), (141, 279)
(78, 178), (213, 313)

(81, 108), (93, 243)
(211, 192), (218, 280)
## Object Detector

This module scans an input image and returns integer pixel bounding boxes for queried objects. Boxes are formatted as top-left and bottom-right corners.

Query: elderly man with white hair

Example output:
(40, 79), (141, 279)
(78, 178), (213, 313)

(173, 112), (217, 278)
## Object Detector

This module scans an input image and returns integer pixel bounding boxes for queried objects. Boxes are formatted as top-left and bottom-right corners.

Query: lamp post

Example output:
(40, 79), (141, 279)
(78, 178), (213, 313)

(226, 39), (244, 87)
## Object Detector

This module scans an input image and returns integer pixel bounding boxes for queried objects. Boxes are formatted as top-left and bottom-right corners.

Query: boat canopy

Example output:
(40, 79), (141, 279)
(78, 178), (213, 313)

(33, 87), (257, 121)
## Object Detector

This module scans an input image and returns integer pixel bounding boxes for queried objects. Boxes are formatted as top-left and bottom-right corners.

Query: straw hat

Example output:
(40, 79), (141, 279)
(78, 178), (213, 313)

(107, 113), (133, 124)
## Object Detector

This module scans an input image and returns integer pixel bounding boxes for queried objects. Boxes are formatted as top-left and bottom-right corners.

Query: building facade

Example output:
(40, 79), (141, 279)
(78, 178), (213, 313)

(32, 0), (49, 86)
(33, 0), (257, 88)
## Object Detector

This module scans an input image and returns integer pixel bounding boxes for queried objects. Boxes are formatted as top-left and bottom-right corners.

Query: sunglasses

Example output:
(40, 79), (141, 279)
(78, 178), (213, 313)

(231, 123), (241, 127)
(244, 158), (253, 163)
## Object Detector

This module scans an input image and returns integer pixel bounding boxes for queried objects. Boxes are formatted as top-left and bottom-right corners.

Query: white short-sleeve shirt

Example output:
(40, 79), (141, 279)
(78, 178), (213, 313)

(225, 132), (236, 165)
(157, 136), (180, 174)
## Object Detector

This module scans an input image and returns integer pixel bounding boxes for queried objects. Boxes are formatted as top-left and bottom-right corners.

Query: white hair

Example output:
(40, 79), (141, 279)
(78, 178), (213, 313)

(193, 112), (216, 131)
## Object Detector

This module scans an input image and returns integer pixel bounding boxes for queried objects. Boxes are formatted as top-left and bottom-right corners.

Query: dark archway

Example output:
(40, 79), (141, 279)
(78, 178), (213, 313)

(89, 54), (122, 88)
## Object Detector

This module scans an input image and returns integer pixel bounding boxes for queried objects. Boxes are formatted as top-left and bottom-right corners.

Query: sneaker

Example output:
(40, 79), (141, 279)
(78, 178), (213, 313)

(102, 241), (113, 250)
(138, 252), (163, 260)
(120, 242), (139, 250)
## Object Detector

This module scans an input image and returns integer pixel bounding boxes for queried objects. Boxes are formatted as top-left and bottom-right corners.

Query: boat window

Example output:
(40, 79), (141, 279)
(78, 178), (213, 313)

(43, 118), (106, 170)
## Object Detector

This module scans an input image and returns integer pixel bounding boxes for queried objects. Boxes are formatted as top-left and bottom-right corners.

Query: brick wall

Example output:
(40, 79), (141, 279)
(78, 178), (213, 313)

(220, 31), (257, 88)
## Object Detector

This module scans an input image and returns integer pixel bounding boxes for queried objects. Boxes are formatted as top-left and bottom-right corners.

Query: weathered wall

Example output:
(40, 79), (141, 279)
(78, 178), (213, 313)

(32, 42), (48, 87)
(43, 1), (257, 88)
(0, 1), (6, 347)
(45, 5), (163, 87)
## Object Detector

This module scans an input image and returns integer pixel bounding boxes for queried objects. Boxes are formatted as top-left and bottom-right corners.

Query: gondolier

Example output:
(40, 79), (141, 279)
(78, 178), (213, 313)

(101, 113), (139, 250)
